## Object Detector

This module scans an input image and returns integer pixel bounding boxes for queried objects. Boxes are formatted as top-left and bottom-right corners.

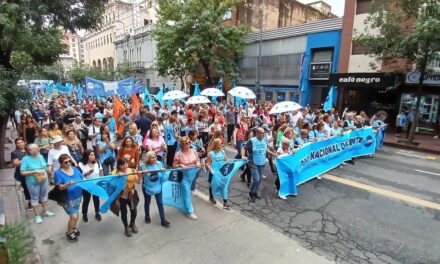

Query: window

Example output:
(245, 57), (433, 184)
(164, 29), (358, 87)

(290, 93), (299, 103)
(265, 92), (273, 101)
(356, 0), (371, 14)
(148, 1), (152, 8)
(72, 38), (75, 43)
(277, 92), (285, 102)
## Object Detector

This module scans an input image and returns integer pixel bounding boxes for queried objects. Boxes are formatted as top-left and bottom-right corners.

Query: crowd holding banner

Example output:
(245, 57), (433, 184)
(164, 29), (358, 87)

(9, 77), (387, 243)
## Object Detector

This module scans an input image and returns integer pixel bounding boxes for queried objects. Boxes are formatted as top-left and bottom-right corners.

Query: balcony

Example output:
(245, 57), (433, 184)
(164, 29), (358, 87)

(133, 24), (154, 36)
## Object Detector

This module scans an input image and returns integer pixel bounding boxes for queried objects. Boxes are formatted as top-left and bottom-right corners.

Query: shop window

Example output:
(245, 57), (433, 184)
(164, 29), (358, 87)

(277, 92), (286, 102)
(290, 93), (299, 103)
(400, 94), (439, 132)
(265, 92), (273, 102)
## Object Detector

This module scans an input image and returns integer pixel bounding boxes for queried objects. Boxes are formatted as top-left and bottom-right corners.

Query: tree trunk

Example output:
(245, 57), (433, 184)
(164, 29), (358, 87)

(0, 115), (8, 169)
(408, 71), (425, 143)
(202, 62), (212, 86)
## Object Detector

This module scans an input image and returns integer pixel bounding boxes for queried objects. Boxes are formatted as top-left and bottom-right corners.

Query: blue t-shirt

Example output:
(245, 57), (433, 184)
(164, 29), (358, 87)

(54, 167), (84, 200)
(140, 162), (167, 195)
(20, 154), (47, 185)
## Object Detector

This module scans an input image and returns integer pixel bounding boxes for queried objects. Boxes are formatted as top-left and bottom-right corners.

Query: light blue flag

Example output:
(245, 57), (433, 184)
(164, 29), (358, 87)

(74, 174), (129, 213)
(65, 83), (73, 93)
(232, 81), (245, 106)
(276, 128), (376, 197)
(156, 84), (165, 106)
(77, 84), (83, 100)
(211, 160), (247, 200)
(143, 86), (154, 110)
(375, 125), (385, 150)
(323, 86), (335, 112)
(162, 167), (200, 214)
(212, 78), (223, 106)
(193, 82), (201, 96)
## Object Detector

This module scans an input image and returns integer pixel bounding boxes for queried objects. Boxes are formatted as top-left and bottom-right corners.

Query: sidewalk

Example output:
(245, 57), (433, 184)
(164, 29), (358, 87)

(31, 192), (333, 264)
(384, 131), (440, 155)
(0, 168), (25, 226)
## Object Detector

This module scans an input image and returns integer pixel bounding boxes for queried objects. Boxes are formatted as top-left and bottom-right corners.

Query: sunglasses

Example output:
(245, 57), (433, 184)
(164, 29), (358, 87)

(183, 141), (190, 145)
(63, 160), (72, 164)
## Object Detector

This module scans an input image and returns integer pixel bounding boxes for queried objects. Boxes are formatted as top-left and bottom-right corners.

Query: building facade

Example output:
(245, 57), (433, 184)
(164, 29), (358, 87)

(59, 31), (82, 76)
(336, 0), (439, 134)
(237, 18), (342, 106)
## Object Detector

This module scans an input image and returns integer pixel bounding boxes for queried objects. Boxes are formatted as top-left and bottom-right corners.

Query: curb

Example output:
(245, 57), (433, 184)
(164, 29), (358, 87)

(383, 142), (440, 155)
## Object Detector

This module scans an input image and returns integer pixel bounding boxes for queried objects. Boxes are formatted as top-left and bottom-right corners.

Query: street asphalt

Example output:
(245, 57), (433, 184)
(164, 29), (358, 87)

(194, 145), (440, 264)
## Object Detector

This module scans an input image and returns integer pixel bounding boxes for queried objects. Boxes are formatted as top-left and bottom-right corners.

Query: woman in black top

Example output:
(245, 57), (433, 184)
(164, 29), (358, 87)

(11, 138), (31, 209)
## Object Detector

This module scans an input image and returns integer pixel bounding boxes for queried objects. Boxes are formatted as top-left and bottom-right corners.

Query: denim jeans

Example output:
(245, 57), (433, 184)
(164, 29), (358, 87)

(249, 164), (264, 194)
(235, 140), (243, 159)
(143, 189), (165, 222)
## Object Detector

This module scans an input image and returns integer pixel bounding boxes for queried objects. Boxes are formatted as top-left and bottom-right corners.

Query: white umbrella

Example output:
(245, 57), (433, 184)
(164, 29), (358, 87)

(228, 86), (256, 99)
(186, 95), (211, 105)
(200, 88), (225, 97)
(162, 90), (189, 100)
(269, 101), (302, 115)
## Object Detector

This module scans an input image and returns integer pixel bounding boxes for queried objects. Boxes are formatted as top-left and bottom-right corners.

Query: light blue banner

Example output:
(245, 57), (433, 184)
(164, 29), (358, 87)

(85, 76), (137, 97)
(211, 160), (247, 200)
(276, 128), (376, 196)
(74, 174), (128, 213)
(55, 83), (72, 94)
(162, 167), (200, 214)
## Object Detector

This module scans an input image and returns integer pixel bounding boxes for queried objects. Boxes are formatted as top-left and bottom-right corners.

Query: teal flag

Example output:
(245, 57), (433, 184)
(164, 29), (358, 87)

(323, 86), (335, 112)
(211, 160), (247, 200)
(193, 82), (201, 96)
(74, 174), (129, 213)
(143, 86), (153, 110)
(156, 84), (165, 106)
(77, 84), (83, 100)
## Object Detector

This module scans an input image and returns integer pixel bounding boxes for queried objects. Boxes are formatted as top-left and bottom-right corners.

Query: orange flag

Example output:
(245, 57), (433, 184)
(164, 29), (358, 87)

(113, 96), (126, 137)
(131, 94), (142, 116)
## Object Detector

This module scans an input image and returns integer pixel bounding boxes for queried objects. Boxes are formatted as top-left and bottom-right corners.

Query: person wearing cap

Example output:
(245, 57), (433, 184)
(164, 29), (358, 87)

(47, 136), (77, 185)
(140, 151), (170, 228)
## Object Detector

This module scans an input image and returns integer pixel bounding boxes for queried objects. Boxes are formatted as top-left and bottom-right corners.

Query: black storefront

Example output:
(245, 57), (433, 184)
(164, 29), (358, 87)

(329, 72), (400, 119)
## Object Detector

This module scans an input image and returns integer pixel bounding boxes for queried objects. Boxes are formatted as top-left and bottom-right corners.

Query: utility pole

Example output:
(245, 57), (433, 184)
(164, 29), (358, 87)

(256, 0), (263, 100)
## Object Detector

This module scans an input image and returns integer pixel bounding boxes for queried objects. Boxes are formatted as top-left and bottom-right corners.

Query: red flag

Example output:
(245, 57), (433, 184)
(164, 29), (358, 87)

(131, 94), (142, 117)
(113, 96), (126, 137)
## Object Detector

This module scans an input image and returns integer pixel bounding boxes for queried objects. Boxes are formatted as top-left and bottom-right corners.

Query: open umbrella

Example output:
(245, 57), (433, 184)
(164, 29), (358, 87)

(228, 86), (256, 99)
(162, 90), (189, 100)
(200, 88), (225, 97)
(269, 101), (302, 115)
(186, 95), (211, 105)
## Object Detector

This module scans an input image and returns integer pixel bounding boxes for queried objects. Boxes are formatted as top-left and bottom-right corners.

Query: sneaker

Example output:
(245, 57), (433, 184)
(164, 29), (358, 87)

(434, 135), (438, 139)
(27, 202), (32, 211)
(34, 215), (43, 224)
(43, 210), (55, 217)
(262, 175), (267, 179)
(130, 224), (138, 234)
(66, 232), (78, 243)
(278, 194), (287, 200)
(186, 213), (198, 220)
(316, 176), (322, 180)
(209, 197), (217, 205)
(73, 228), (80, 237)
(145, 216), (151, 224)
(248, 193), (256, 203)
(223, 203), (232, 210)
(255, 194), (262, 200)
(124, 226), (132, 237)
(83, 214), (88, 222)
(246, 182), (251, 189)
(95, 213), (102, 221)
(161, 220), (171, 228)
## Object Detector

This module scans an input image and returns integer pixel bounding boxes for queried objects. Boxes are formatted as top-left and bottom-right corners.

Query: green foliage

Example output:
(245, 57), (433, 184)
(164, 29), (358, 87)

(354, 0), (440, 72)
(0, 222), (35, 264)
(0, 0), (105, 116)
(154, 0), (249, 84)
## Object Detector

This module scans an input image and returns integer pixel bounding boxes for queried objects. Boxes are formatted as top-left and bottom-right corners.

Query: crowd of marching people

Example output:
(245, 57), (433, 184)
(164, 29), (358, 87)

(9, 92), (386, 242)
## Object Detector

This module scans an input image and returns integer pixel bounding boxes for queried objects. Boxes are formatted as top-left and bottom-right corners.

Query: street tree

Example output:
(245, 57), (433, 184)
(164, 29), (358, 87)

(154, 0), (249, 87)
(0, 1), (105, 168)
(354, 0), (440, 143)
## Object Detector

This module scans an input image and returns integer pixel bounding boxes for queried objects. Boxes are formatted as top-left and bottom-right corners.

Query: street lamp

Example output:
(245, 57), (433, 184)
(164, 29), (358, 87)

(257, 0), (263, 100)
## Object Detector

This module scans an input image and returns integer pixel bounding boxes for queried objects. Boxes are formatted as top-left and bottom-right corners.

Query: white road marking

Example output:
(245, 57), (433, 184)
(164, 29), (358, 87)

(414, 169), (440, 177)
(395, 151), (426, 159)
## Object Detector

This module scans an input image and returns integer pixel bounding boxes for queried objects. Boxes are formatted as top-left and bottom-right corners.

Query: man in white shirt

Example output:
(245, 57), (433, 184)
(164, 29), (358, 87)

(88, 117), (101, 153)
(47, 136), (76, 184)
(290, 110), (303, 128)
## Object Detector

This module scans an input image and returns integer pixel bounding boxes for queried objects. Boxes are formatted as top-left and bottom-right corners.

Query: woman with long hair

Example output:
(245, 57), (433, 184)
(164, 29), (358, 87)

(117, 136), (140, 170)
(22, 115), (38, 144)
(11, 138), (31, 209)
(63, 129), (84, 164)
(97, 131), (116, 175)
(112, 157), (141, 237)
(205, 138), (231, 209)
(79, 150), (103, 222)
(140, 151), (170, 228)
(47, 122), (62, 139)
(143, 127), (167, 162)
(233, 116), (248, 159)
(164, 116), (179, 167)
(54, 154), (83, 243)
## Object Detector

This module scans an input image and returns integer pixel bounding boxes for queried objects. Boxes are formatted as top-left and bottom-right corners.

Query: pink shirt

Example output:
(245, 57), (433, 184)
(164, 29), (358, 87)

(144, 137), (165, 156)
(173, 150), (200, 166)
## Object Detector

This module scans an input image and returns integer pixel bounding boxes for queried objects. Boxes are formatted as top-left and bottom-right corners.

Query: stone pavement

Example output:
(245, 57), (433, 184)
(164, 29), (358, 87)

(0, 168), (25, 226)
(384, 131), (440, 155)
(31, 190), (333, 264)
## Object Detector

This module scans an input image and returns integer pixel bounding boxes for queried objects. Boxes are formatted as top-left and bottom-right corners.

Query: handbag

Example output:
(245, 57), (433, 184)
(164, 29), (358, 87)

(48, 186), (68, 204)
(103, 156), (115, 165)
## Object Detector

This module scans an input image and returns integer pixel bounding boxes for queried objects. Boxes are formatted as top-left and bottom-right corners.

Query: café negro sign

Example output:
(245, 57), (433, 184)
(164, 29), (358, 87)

(329, 73), (397, 88)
